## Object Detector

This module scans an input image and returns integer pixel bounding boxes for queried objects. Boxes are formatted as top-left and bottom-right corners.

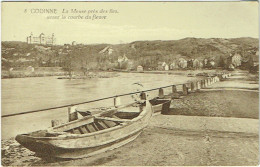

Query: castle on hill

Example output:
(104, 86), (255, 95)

(26, 32), (56, 45)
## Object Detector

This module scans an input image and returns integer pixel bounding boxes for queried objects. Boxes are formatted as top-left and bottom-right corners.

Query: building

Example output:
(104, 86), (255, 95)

(99, 46), (114, 55)
(118, 54), (129, 69)
(253, 51), (259, 66)
(137, 65), (144, 72)
(164, 64), (169, 71)
(231, 53), (242, 67)
(72, 41), (77, 45)
(127, 60), (134, 70)
(26, 66), (35, 72)
(209, 60), (216, 68)
(228, 64), (235, 70)
(199, 62), (204, 68)
(193, 59), (200, 69)
(187, 59), (193, 68)
(27, 32), (56, 45)
(226, 53), (242, 68)
(170, 61), (178, 70)
(203, 59), (208, 68)
(177, 58), (187, 69)
(157, 62), (164, 71)
(157, 62), (169, 71)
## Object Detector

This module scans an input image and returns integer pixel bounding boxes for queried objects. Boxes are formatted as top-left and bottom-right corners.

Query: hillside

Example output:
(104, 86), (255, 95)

(1, 37), (259, 71)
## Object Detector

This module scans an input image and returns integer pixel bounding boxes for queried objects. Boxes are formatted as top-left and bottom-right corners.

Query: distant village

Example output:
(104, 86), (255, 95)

(115, 52), (259, 73)
(1, 33), (259, 74)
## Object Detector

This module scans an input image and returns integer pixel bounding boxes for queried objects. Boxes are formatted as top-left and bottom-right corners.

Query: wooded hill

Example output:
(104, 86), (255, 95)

(2, 37), (259, 71)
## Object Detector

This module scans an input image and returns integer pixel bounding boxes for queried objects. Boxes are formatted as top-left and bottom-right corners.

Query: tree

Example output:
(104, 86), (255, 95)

(218, 56), (225, 68)
(62, 54), (73, 78)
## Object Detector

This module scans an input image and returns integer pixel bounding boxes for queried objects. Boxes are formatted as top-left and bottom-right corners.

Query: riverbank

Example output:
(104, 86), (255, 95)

(1, 70), (119, 79)
(57, 72), (119, 79)
(1, 70), (258, 166)
(2, 67), (229, 79)
(2, 114), (258, 166)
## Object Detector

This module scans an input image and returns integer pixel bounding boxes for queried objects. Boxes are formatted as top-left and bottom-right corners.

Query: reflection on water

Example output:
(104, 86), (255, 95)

(2, 72), (196, 139)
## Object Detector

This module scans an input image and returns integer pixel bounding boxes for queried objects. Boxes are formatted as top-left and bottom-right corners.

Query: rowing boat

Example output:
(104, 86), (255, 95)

(150, 97), (171, 114)
(15, 100), (153, 159)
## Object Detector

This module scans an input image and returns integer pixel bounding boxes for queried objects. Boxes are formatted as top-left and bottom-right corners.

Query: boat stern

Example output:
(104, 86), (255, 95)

(15, 132), (56, 156)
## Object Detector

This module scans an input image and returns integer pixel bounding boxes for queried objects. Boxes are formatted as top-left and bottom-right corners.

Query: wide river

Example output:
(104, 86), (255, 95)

(2, 72), (198, 139)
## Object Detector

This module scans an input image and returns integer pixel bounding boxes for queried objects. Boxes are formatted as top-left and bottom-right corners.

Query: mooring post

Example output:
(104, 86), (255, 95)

(218, 74), (223, 81)
(191, 82), (195, 92)
(158, 88), (164, 98)
(200, 80), (204, 88)
(51, 120), (61, 127)
(205, 79), (208, 87)
(183, 84), (188, 95)
(140, 92), (146, 100)
(68, 106), (78, 122)
(172, 85), (177, 93)
(114, 96), (121, 108)
(208, 78), (211, 85)
(197, 81), (201, 90)
(194, 82), (197, 91)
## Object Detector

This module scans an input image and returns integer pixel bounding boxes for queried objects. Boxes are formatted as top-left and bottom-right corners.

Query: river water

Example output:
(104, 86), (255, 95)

(2, 72), (197, 139)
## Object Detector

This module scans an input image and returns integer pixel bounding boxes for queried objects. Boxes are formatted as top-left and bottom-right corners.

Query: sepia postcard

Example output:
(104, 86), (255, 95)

(1, 1), (259, 166)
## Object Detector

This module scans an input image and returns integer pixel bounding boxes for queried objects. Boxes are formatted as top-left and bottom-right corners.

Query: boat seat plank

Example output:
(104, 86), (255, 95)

(95, 121), (106, 130)
(84, 125), (91, 133)
(79, 126), (88, 134)
(53, 116), (94, 132)
(91, 123), (99, 131)
(77, 127), (84, 134)
(97, 121), (109, 129)
(73, 128), (81, 134)
(86, 124), (96, 133)
(95, 116), (131, 123)
(103, 120), (117, 127)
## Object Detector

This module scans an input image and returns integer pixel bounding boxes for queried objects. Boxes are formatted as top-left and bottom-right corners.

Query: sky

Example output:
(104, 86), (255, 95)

(1, 2), (259, 45)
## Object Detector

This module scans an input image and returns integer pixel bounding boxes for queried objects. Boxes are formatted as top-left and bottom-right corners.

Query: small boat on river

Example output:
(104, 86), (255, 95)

(150, 97), (171, 114)
(15, 100), (153, 159)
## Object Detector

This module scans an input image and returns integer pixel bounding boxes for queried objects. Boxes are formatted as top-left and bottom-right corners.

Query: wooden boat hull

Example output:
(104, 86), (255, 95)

(16, 128), (143, 159)
(15, 101), (153, 159)
(150, 98), (171, 114)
